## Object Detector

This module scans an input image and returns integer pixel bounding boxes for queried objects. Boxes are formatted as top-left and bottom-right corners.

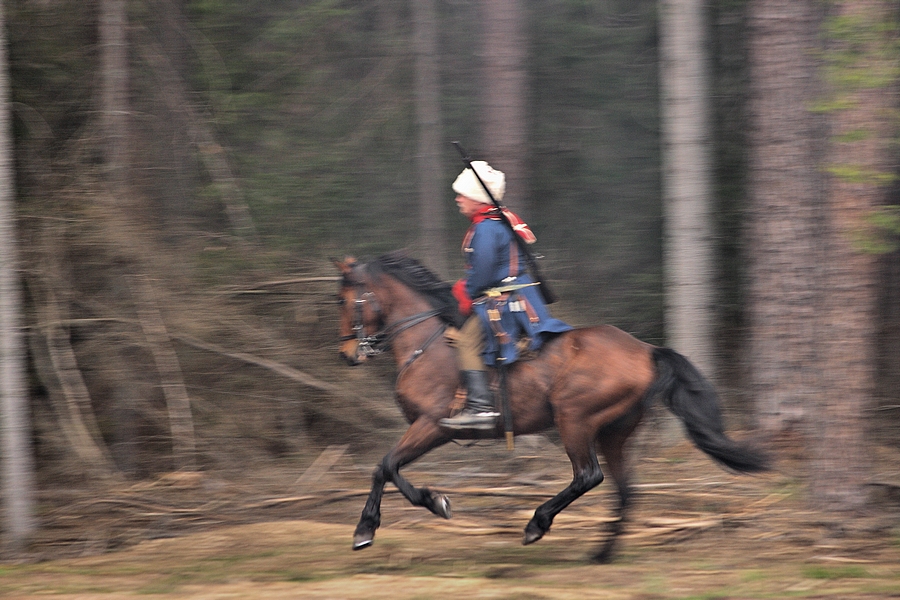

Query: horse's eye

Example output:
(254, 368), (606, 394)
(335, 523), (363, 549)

(337, 297), (346, 306)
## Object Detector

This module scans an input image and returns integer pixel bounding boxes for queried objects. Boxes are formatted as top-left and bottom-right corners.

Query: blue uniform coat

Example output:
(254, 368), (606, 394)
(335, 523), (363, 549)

(460, 214), (571, 366)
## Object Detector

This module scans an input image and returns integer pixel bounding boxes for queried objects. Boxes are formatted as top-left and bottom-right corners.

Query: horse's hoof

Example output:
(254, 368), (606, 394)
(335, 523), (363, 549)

(352, 533), (374, 551)
(522, 527), (544, 546)
(434, 494), (452, 519)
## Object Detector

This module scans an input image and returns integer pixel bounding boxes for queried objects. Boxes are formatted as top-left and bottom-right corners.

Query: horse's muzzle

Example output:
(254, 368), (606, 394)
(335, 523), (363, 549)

(339, 336), (363, 366)
(339, 349), (365, 366)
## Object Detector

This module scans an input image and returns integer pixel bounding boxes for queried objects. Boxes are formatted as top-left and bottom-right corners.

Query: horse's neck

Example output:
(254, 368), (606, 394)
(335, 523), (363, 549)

(380, 283), (444, 366)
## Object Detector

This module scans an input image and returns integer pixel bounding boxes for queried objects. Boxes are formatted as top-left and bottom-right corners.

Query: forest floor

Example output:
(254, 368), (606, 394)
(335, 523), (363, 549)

(2, 435), (900, 599)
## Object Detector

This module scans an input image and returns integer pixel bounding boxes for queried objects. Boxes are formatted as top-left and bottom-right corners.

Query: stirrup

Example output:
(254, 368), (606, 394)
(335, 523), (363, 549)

(439, 407), (500, 431)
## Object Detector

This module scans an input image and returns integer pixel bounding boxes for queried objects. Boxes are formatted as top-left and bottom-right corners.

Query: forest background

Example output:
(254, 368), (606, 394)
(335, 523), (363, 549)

(1, 0), (899, 552)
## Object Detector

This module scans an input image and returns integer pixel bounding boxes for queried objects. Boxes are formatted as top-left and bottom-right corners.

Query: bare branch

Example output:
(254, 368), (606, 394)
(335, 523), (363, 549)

(128, 275), (197, 471)
(173, 333), (342, 394)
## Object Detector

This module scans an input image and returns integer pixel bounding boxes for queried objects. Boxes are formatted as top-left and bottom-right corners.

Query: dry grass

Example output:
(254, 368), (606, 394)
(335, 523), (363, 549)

(4, 437), (899, 599)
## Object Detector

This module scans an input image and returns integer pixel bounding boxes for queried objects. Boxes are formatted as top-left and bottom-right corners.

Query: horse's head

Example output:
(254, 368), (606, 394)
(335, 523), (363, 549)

(334, 257), (386, 366)
(335, 251), (459, 366)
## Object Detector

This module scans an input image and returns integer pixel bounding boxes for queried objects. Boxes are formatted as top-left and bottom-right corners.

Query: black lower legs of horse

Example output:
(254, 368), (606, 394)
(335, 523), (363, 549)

(353, 446), (625, 560)
(353, 453), (452, 550)
(523, 458), (605, 545)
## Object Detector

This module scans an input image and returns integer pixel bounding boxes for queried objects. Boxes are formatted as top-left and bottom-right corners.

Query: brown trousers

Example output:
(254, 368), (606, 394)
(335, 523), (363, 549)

(446, 315), (486, 371)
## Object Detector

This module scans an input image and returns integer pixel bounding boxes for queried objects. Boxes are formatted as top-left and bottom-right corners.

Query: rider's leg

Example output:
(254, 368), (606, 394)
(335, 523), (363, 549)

(440, 316), (499, 430)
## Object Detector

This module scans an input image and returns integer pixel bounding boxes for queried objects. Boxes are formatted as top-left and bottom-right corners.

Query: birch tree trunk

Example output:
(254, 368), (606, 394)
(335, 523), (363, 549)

(480, 0), (528, 212)
(0, 0), (36, 550)
(659, 0), (716, 380)
(412, 0), (447, 277)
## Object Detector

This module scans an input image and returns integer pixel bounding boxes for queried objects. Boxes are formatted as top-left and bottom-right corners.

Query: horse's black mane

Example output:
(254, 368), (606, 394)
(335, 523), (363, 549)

(367, 251), (465, 328)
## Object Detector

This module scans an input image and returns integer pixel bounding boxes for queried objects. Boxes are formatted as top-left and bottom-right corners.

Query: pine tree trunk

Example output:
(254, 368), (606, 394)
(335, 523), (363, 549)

(100, 0), (129, 190)
(480, 0), (528, 211)
(154, 0), (197, 230)
(746, 0), (826, 434)
(877, 248), (900, 419)
(809, 0), (895, 511)
(412, 0), (447, 277)
(0, 0), (37, 549)
(747, 0), (894, 512)
(135, 31), (257, 240)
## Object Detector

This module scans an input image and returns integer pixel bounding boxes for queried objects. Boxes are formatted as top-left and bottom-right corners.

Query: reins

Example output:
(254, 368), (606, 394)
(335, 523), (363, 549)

(395, 320), (445, 382)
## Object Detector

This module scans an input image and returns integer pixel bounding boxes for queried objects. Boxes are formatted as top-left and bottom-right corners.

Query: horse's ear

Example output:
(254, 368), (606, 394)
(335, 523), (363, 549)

(332, 256), (357, 274)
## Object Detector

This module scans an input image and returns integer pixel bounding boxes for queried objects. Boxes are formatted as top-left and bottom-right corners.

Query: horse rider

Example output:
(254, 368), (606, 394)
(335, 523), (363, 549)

(440, 161), (571, 431)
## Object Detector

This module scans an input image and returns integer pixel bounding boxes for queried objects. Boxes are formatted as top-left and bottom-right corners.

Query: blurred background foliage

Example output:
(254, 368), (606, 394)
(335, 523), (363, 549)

(12, 0), (676, 331)
(6, 0), (897, 489)
(3, 0), (763, 478)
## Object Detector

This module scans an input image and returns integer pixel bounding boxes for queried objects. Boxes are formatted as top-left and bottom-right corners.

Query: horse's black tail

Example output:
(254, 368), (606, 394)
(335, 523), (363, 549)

(647, 347), (769, 473)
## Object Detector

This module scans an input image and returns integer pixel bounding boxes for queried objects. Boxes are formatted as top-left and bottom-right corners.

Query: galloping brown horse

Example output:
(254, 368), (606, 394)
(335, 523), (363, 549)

(336, 251), (767, 563)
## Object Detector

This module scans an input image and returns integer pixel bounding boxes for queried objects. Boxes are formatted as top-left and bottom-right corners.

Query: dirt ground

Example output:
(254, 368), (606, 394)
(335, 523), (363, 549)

(2, 434), (900, 599)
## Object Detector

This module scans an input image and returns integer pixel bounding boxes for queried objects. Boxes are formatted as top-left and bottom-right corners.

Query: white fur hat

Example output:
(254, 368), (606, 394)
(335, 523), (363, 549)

(452, 161), (505, 204)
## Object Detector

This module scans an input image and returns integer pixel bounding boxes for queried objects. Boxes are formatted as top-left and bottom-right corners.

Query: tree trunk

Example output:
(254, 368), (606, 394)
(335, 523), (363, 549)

(38, 300), (117, 476)
(809, 0), (896, 512)
(153, 0), (198, 231)
(0, 0), (36, 550)
(129, 275), (197, 471)
(480, 0), (528, 212)
(412, 0), (447, 277)
(877, 247), (900, 422)
(100, 0), (129, 191)
(747, 0), (894, 512)
(135, 32), (257, 240)
(659, 0), (715, 380)
(746, 0), (826, 434)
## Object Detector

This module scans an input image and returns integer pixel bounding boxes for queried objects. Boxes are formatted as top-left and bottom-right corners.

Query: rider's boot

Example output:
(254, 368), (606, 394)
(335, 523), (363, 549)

(439, 370), (500, 430)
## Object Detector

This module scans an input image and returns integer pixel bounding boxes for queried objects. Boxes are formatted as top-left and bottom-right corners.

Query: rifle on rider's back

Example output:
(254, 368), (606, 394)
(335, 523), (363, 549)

(452, 141), (557, 305)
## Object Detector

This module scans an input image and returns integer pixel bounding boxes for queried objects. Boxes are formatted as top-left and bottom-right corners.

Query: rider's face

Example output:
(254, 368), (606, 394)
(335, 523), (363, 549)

(456, 194), (485, 218)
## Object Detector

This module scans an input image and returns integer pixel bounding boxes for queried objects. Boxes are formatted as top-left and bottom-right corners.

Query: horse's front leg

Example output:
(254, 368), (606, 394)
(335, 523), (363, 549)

(353, 417), (451, 550)
(353, 464), (387, 550)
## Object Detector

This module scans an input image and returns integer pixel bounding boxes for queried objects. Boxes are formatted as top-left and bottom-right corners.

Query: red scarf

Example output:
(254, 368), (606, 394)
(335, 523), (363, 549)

(467, 206), (536, 244)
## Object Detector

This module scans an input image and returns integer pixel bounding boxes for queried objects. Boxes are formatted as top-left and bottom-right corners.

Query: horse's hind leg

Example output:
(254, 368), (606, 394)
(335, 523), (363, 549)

(591, 409), (643, 563)
(591, 432), (634, 563)
(523, 424), (604, 546)
(353, 418), (451, 550)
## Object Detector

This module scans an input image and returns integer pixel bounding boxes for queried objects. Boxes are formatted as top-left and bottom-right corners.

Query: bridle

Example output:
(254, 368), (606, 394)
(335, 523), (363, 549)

(339, 289), (385, 358)
(340, 273), (445, 371)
